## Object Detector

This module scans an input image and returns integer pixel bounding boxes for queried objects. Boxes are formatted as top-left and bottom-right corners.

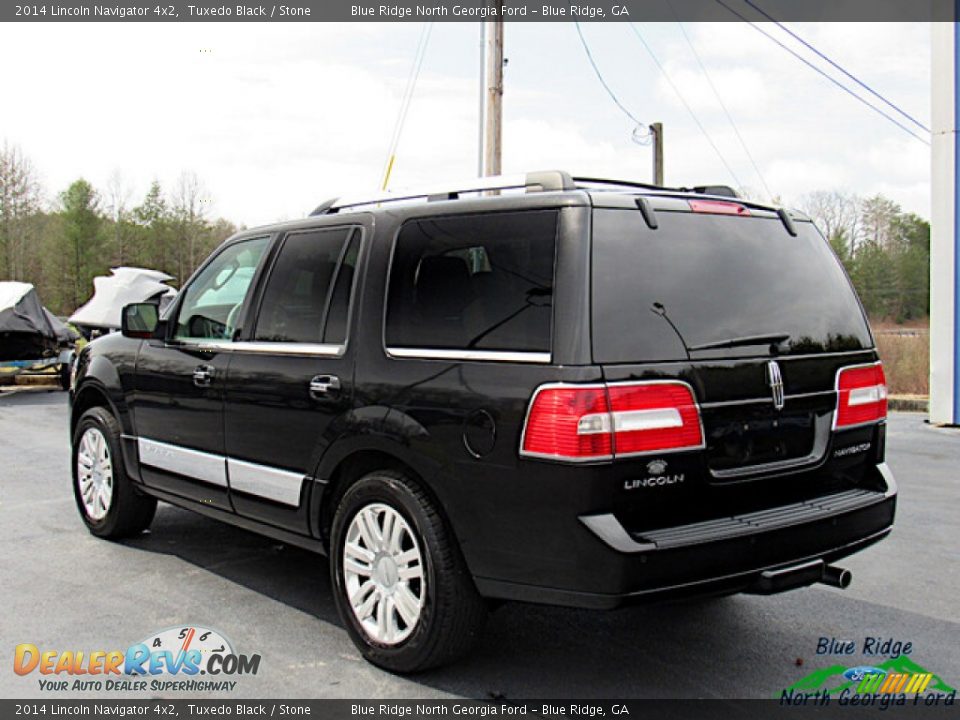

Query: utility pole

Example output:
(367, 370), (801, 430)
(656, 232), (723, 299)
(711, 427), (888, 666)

(650, 122), (664, 186)
(480, 12), (504, 177)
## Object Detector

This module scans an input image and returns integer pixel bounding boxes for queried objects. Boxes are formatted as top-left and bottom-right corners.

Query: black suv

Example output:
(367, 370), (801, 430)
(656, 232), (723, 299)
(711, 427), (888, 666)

(70, 171), (896, 671)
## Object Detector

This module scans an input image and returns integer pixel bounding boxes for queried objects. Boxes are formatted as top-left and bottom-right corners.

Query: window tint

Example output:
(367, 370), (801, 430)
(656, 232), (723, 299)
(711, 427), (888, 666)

(175, 236), (269, 341)
(591, 209), (872, 363)
(385, 210), (557, 352)
(254, 228), (352, 344)
(323, 232), (361, 345)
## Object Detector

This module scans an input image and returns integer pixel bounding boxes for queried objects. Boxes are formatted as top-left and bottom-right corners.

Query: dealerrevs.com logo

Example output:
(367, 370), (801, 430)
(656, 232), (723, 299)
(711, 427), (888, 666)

(14, 625), (261, 693)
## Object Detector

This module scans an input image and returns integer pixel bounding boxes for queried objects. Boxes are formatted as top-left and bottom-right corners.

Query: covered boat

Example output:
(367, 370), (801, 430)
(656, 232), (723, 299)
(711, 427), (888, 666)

(69, 267), (176, 335)
(0, 282), (60, 361)
(43, 308), (81, 346)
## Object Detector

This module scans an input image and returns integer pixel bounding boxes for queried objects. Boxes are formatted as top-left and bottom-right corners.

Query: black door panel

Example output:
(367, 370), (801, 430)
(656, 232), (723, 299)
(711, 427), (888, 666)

(222, 224), (364, 534)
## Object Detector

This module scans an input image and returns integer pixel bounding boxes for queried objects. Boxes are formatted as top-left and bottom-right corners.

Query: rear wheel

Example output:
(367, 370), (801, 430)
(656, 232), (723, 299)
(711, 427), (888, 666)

(330, 470), (487, 672)
(72, 407), (156, 539)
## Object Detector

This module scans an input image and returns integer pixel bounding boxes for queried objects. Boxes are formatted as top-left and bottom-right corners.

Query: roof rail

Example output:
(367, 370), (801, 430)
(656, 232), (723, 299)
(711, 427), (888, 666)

(309, 170), (576, 216)
(573, 176), (740, 199)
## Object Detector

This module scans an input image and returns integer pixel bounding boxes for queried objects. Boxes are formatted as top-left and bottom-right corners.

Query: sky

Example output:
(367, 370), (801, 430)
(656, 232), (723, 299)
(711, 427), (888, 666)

(0, 21), (932, 227)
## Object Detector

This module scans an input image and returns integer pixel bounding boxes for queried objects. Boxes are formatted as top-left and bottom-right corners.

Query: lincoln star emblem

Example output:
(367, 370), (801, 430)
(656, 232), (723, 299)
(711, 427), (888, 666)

(646, 459), (668, 475)
(767, 360), (785, 411)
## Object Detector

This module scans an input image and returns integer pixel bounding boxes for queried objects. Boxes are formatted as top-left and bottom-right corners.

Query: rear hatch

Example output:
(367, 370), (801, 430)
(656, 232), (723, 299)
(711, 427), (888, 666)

(589, 195), (884, 527)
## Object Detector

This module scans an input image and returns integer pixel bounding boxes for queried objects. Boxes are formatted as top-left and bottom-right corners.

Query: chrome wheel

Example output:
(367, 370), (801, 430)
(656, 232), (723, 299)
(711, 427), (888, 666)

(76, 427), (114, 521)
(342, 503), (425, 645)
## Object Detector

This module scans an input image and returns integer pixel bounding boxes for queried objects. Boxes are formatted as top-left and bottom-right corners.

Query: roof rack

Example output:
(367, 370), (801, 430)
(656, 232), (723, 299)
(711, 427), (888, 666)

(573, 176), (740, 199)
(309, 170), (576, 216)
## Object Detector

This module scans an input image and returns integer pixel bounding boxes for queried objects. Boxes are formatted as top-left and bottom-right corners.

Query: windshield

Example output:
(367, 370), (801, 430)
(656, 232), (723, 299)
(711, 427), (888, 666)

(591, 208), (872, 364)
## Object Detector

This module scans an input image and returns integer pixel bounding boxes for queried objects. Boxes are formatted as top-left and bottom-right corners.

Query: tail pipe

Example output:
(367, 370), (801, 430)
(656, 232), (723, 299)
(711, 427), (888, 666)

(821, 565), (852, 589)
(747, 560), (852, 595)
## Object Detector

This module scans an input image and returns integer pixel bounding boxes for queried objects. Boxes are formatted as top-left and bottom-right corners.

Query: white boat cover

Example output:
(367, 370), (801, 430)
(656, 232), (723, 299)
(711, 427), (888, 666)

(69, 267), (176, 330)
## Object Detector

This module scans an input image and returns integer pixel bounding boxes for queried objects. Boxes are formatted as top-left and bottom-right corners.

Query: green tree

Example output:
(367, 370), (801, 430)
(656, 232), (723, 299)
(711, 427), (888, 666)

(828, 227), (852, 268)
(890, 213), (930, 320)
(59, 179), (103, 308)
(133, 180), (170, 272)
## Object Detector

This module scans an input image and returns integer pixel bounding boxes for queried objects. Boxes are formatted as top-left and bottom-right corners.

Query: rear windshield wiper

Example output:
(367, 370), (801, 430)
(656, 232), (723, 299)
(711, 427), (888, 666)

(688, 333), (791, 352)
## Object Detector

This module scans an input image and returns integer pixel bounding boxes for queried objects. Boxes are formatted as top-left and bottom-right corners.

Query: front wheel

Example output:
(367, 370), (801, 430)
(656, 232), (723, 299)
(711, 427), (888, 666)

(72, 406), (156, 539)
(330, 470), (487, 672)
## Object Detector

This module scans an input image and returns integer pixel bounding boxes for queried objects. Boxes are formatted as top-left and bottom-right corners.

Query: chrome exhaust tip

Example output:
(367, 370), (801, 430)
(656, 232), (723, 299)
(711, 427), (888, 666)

(821, 565), (852, 589)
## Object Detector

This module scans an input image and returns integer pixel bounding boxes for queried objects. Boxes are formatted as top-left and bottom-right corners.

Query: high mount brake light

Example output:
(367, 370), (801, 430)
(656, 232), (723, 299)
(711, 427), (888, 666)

(835, 363), (887, 429)
(520, 382), (704, 462)
(688, 199), (751, 216)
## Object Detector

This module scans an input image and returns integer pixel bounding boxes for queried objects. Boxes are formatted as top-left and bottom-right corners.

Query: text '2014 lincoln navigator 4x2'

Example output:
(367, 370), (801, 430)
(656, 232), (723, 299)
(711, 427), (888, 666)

(70, 171), (896, 672)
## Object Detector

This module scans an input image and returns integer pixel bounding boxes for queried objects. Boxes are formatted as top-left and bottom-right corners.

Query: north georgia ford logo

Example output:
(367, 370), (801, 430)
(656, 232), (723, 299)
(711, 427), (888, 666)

(623, 459), (685, 490)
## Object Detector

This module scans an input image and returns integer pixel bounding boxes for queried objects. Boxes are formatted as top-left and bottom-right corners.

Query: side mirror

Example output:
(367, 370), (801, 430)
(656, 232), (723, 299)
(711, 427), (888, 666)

(121, 303), (163, 339)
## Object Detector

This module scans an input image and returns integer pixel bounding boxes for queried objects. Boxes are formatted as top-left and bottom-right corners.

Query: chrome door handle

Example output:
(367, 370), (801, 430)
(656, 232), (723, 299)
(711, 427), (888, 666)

(193, 365), (215, 387)
(309, 374), (340, 398)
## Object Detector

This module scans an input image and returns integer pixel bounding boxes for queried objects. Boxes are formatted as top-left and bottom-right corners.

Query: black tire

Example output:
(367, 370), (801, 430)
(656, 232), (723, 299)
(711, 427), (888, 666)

(330, 470), (487, 673)
(72, 406), (156, 539)
(58, 363), (71, 391)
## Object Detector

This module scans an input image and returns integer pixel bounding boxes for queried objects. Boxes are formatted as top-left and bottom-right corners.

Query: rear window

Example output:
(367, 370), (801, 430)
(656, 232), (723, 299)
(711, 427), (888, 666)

(385, 210), (558, 353)
(591, 208), (872, 364)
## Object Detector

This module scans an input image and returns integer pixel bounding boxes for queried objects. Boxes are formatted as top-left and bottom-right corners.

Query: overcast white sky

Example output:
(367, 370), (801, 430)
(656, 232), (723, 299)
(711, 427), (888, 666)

(0, 21), (932, 226)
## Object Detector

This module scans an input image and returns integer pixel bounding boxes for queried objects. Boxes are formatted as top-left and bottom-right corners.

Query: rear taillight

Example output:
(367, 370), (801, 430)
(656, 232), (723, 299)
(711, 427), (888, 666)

(521, 385), (613, 461)
(520, 381), (703, 462)
(834, 363), (887, 429)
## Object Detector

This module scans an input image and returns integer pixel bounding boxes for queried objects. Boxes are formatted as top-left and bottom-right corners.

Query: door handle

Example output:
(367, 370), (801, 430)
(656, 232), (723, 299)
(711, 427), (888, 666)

(309, 374), (340, 398)
(193, 365), (215, 387)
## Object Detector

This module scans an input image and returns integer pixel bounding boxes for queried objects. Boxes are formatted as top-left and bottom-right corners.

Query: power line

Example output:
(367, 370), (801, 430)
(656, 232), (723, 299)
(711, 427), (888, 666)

(740, 0), (930, 134)
(381, 22), (434, 190)
(670, 14), (774, 200)
(628, 22), (745, 189)
(573, 22), (650, 143)
(713, 0), (930, 146)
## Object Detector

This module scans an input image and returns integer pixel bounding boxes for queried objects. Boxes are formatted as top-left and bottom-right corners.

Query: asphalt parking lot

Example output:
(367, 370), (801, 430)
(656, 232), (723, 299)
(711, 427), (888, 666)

(1, 387), (957, 699)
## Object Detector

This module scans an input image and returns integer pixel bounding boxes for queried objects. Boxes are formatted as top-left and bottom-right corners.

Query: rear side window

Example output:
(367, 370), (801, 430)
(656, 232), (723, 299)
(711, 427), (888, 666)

(591, 209), (872, 363)
(385, 210), (558, 353)
(254, 227), (356, 344)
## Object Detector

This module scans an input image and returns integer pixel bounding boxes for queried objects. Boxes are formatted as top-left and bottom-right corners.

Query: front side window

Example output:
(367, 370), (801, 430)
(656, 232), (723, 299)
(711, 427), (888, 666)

(174, 236), (269, 341)
(254, 227), (356, 344)
(385, 210), (558, 353)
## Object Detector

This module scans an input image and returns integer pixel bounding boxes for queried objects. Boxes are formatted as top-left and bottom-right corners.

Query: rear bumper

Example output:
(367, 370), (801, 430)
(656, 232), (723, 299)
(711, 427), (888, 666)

(473, 463), (896, 609)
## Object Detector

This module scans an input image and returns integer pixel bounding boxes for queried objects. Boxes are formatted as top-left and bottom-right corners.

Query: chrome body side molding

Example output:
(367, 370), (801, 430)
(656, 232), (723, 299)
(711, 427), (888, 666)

(131, 436), (305, 506)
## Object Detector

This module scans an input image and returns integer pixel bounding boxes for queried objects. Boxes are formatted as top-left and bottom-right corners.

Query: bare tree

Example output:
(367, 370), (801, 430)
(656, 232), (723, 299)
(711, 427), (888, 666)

(105, 170), (133, 266)
(860, 195), (902, 252)
(171, 171), (210, 280)
(0, 141), (42, 280)
(798, 190), (861, 255)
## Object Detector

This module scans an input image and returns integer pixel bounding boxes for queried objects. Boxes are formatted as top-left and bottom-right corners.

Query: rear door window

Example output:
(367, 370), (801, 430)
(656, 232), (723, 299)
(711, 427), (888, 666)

(591, 209), (872, 364)
(254, 227), (357, 345)
(385, 210), (558, 353)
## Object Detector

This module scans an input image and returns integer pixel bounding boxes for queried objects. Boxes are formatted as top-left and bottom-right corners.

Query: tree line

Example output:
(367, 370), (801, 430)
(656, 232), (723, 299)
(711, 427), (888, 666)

(0, 140), (931, 323)
(798, 190), (930, 323)
(0, 142), (238, 315)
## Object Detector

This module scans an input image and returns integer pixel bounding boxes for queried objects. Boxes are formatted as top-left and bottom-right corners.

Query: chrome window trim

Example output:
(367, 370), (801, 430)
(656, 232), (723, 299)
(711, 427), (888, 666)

(191, 340), (345, 357)
(227, 458), (304, 507)
(137, 437), (227, 488)
(385, 347), (551, 364)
